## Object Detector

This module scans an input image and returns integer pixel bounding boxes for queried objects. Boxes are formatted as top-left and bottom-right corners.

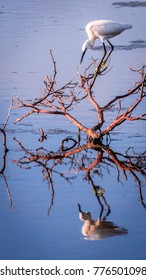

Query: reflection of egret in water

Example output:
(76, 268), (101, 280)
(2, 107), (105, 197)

(78, 182), (128, 240)
(78, 203), (128, 241)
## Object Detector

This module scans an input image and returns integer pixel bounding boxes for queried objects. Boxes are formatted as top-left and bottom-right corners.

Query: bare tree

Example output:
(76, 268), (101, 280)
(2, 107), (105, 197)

(13, 51), (146, 142)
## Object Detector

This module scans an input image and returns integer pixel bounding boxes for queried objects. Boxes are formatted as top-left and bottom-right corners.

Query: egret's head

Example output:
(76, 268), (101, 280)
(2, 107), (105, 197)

(78, 204), (92, 221)
(80, 39), (92, 64)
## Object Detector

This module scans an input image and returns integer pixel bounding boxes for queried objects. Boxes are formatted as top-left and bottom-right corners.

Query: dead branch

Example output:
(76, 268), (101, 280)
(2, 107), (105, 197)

(102, 69), (146, 135)
(0, 97), (18, 211)
(38, 128), (47, 142)
(0, 97), (16, 174)
(13, 51), (146, 142)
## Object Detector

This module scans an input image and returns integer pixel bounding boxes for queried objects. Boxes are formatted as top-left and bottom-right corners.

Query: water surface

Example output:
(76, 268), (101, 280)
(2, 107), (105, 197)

(0, 0), (146, 260)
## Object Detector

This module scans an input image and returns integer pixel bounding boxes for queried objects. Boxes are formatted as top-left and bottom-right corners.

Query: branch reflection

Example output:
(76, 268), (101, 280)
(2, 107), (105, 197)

(13, 137), (146, 216)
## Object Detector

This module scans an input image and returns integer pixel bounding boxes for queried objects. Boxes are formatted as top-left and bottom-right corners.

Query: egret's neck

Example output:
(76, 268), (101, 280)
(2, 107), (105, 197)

(89, 38), (96, 48)
(82, 38), (95, 51)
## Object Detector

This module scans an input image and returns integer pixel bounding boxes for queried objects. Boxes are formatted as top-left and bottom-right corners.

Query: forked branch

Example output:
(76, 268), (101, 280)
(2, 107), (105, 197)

(13, 51), (146, 142)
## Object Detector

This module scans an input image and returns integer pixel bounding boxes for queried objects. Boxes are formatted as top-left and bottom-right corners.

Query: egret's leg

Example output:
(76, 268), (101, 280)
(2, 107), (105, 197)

(103, 42), (107, 57)
(90, 42), (107, 73)
(107, 39), (114, 52)
(104, 40), (114, 63)
(97, 42), (107, 69)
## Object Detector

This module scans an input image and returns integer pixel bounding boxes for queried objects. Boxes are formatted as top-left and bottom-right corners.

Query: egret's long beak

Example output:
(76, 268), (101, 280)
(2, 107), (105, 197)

(80, 48), (87, 64)
(78, 203), (82, 213)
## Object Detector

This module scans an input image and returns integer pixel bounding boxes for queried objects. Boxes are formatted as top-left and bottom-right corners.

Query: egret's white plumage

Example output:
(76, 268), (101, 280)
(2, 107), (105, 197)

(80, 19), (132, 63)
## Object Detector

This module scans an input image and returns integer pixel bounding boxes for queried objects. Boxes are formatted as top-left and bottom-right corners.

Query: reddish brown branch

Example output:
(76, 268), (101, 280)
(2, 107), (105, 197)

(13, 51), (146, 142)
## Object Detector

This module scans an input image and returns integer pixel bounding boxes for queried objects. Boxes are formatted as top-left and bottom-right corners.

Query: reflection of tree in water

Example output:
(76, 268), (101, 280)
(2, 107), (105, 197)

(11, 137), (146, 239)
(12, 137), (146, 214)
(2, 130), (145, 239)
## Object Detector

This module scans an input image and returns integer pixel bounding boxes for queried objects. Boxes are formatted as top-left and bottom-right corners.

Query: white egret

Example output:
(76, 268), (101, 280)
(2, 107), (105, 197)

(80, 19), (132, 63)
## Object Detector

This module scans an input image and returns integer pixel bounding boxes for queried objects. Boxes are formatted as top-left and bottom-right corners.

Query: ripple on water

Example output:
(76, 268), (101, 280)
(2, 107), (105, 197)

(112, 1), (146, 8)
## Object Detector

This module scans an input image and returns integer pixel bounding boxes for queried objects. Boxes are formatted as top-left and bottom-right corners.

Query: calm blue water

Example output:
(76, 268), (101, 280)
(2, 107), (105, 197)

(0, 0), (146, 260)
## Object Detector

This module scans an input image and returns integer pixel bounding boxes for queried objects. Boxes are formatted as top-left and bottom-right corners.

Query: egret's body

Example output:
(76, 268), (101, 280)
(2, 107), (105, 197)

(80, 19), (132, 63)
